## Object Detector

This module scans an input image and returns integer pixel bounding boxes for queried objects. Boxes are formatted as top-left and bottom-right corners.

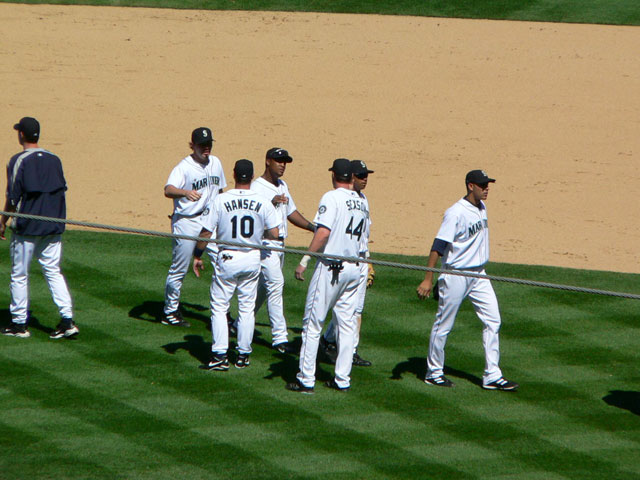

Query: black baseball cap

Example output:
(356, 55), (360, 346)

(191, 127), (214, 145)
(14, 117), (40, 142)
(266, 147), (293, 163)
(328, 158), (352, 180)
(234, 159), (254, 181)
(465, 170), (496, 184)
(351, 160), (374, 177)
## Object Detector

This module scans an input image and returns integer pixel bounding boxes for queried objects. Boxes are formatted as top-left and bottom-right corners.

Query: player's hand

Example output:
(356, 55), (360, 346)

(366, 264), (375, 288)
(416, 279), (433, 300)
(295, 264), (306, 281)
(193, 257), (205, 278)
(185, 190), (202, 202)
(272, 194), (289, 206)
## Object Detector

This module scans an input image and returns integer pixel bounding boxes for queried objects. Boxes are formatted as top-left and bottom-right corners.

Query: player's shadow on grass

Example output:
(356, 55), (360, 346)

(390, 357), (482, 386)
(603, 390), (640, 416)
(162, 335), (210, 364)
(0, 309), (58, 336)
(128, 300), (209, 327)
(263, 336), (333, 384)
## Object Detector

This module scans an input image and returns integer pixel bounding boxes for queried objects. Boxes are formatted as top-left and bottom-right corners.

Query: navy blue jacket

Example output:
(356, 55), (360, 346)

(7, 148), (67, 236)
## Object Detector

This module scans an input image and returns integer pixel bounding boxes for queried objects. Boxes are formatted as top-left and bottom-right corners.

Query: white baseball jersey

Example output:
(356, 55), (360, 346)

(166, 155), (227, 216)
(436, 198), (489, 269)
(202, 189), (280, 252)
(313, 187), (369, 260)
(356, 191), (371, 256)
(250, 177), (297, 245)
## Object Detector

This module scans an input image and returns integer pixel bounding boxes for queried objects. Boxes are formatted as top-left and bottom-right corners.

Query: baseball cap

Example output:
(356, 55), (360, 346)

(13, 117), (40, 142)
(328, 158), (352, 180)
(266, 147), (293, 163)
(234, 159), (254, 181)
(351, 160), (374, 177)
(191, 127), (214, 145)
(465, 170), (496, 184)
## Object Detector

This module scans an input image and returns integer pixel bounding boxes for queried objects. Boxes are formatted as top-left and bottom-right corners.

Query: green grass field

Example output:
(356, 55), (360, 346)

(1, 0), (639, 25)
(0, 230), (638, 479)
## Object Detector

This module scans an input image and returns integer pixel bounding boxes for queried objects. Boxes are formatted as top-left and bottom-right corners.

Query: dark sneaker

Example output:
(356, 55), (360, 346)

(352, 351), (372, 367)
(235, 354), (250, 369)
(424, 375), (454, 387)
(483, 377), (519, 391)
(325, 378), (350, 392)
(200, 354), (229, 371)
(273, 342), (290, 354)
(1, 322), (31, 338)
(285, 380), (314, 394)
(162, 310), (190, 327)
(319, 336), (337, 364)
(50, 320), (79, 339)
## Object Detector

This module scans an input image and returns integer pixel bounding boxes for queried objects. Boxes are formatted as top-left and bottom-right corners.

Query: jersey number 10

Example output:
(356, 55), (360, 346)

(345, 217), (364, 241)
(231, 215), (255, 238)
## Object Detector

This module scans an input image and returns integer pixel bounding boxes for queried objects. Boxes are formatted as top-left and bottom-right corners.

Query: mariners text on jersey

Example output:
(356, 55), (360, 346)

(192, 175), (221, 190)
(468, 219), (488, 237)
(223, 198), (263, 213)
(346, 198), (369, 218)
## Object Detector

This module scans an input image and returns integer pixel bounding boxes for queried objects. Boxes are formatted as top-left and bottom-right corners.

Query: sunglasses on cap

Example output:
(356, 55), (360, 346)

(355, 173), (368, 180)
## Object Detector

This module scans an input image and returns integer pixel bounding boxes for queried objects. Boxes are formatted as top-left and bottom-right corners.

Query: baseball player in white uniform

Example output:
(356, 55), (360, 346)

(163, 127), (226, 327)
(417, 170), (518, 391)
(321, 160), (375, 366)
(250, 147), (315, 353)
(286, 158), (369, 393)
(193, 159), (279, 371)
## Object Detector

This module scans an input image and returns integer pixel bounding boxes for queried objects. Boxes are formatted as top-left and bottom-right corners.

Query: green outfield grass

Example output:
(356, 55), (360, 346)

(0, 230), (638, 479)
(1, 0), (639, 25)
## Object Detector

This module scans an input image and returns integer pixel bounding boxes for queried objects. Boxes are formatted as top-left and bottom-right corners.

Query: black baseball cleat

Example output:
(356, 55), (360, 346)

(200, 354), (229, 371)
(325, 379), (350, 392)
(273, 342), (290, 354)
(1, 322), (31, 338)
(50, 319), (79, 339)
(352, 351), (372, 367)
(162, 309), (190, 327)
(235, 354), (250, 369)
(285, 380), (314, 394)
(424, 375), (454, 387)
(483, 377), (519, 391)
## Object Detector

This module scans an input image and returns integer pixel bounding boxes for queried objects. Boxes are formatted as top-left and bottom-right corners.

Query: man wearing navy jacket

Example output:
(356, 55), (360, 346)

(0, 117), (77, 339)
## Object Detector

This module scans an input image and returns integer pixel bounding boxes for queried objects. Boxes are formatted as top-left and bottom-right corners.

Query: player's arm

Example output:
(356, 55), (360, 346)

(164, 184), (201, 202)
(287, 210), (316, 232)
(192, 228), (213, 278)
(0, 198), (15, 240)
(416, 239), (448, 300)
(264, 227), (279, 240)
(295, 226), (330, 281)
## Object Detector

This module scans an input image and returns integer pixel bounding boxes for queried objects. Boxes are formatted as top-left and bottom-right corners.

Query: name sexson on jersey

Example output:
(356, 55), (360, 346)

(314, 187), (370, 260)
(436, 198), (490, 269)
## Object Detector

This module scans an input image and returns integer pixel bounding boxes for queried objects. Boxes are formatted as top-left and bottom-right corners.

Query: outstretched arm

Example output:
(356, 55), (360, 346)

(287, 210), (316, 232)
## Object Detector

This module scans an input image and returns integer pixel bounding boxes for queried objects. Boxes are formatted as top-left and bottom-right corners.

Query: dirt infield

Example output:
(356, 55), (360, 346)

(1, 4), (638, 273)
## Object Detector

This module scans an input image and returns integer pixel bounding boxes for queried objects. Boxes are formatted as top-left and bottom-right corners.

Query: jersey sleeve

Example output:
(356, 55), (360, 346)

(217, 161), (227, 191)
(283, 181), (297, 217)
(263, 201), (280, 231)
(200, 197), (221, 233)
(314, 191), (337, 231)
(435, 208), (460, 243)
(166, 164), (185, 189)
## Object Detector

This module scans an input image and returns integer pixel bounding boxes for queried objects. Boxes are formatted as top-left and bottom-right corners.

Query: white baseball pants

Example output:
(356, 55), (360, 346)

(255, 245), (288, 346)
(210, 250), (260, 355)
(427, 269), (503, 384)
(10, 234), (73, 323)
(164, 215), (202, 314)
(324, 260), (368, 351)
(297, 261), (359, 389)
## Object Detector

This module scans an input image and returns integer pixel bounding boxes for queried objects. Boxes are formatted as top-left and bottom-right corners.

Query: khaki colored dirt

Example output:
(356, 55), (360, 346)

(1, 5), (638, 273)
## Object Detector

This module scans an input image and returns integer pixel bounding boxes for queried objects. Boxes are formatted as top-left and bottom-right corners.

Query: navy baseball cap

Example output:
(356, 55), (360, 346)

(351, 160), (374, 177)
(266, 147), (293, 163)
(465, 170), (496, 184)
(191, 127), (214, 145)
(329, 158), (352, 180)
(14, 117), (40, 142)
(234, 159), (254, 181)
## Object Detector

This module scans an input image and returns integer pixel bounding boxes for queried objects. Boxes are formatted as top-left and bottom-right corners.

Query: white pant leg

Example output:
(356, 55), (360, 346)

(426, 273), (470, 379)
(36, 235), (73, 319)
(235, 254), (261, 355)
(255, 248), (288, 345)
(468, 274), (503, 384)
(325, 261), (367, 350)
(209, 261), (236, 355)
(164, 216), (201, 314)
(331, 262), (360, 388)
(9, 234), (35, 323)
(297, 263), (340, 388)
